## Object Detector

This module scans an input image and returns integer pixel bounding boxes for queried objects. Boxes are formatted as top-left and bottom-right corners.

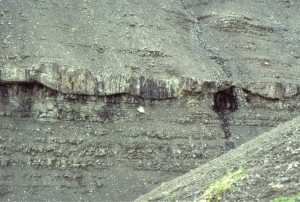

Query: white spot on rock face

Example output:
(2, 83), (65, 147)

(137, 106), (145, 113)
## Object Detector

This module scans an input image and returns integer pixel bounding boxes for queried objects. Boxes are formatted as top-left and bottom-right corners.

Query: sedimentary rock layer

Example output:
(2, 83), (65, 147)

(1, 64), (299, 100)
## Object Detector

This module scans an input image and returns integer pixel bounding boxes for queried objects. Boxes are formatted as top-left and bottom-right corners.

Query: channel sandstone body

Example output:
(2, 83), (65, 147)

(1, 64), (299, 100)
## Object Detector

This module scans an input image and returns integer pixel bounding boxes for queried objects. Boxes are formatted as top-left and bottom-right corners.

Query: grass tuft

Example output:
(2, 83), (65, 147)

(203, 169), (247, 201)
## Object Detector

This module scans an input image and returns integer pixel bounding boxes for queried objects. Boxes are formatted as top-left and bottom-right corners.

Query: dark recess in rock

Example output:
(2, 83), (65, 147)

(213, 87), (238, 149)
(213, 87), (238, 113)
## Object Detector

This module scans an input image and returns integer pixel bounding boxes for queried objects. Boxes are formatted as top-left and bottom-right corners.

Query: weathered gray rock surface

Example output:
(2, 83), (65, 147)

(1, 0), (300, 98)
(0, 0), (300, 201)
(136, 115), (300, 202)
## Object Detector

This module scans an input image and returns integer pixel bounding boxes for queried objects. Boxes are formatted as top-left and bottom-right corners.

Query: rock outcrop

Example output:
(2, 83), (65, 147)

(0, 0), (300, 201)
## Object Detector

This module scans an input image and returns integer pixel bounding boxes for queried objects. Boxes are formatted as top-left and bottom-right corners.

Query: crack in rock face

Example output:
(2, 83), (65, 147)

(213, 87), (238, 149)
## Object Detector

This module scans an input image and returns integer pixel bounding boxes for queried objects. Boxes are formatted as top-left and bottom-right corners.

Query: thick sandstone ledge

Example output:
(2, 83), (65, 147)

(0, 63), (299, 99)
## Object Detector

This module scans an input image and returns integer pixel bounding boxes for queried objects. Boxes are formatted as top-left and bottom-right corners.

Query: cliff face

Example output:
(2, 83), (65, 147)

(0, 0), (300, 201)
(1, 63), (299, 122)
(1, 68), (299, 201)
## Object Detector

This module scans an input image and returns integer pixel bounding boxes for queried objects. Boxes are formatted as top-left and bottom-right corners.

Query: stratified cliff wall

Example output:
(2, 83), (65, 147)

(0, 0), (300, 201)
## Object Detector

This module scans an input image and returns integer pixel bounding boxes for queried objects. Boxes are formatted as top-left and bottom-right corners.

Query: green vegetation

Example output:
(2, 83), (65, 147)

(271, 192), (300, 202)
(203, 169), (247, 201)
